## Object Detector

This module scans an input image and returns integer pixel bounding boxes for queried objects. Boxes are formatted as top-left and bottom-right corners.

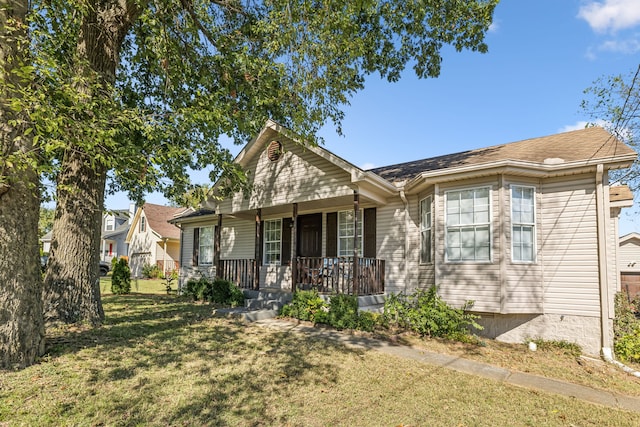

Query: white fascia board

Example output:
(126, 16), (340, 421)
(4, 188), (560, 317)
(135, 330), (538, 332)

(404, 158), (635, 194)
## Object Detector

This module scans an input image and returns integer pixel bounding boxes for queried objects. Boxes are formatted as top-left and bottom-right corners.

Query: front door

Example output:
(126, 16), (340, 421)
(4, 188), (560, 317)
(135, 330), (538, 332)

(297, 213), (322, 257)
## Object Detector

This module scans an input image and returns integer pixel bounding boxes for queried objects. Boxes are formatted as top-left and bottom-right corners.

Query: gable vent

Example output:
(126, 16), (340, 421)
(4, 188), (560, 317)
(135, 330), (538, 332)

(267, 140), (283, 162)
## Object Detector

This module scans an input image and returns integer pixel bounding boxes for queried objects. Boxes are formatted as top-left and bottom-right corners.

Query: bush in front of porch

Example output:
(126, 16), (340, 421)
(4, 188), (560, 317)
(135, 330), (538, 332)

(280, 286), (482, 343)
(382, 286), (482, 343)
(183, 277), (245, 307)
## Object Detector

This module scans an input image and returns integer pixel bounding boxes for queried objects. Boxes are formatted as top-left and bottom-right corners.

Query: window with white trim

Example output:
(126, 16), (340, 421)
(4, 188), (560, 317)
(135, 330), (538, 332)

(420, 196), (432, 263)
(105, 216), (115, 231)
(140, 216), (146, 233)
(338, 210), (363, 257)
(446, 187), (491, 261)
(199, 226), (214, 266)
(511, 185), (536, 262)
(263, 219), (282, 265)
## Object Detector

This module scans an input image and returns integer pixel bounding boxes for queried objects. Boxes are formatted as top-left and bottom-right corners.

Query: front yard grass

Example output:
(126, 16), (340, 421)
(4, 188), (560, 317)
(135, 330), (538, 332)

(99, 276), (168, 295)
(1, 294), (639, 426)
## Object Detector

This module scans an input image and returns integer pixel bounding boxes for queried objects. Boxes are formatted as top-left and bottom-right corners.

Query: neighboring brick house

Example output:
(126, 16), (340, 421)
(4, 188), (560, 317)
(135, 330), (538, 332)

(172, 121), (636, 356)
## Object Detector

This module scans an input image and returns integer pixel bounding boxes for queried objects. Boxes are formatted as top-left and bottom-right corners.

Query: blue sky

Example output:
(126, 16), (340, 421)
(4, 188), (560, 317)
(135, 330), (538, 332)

(107, 0), (640, 234)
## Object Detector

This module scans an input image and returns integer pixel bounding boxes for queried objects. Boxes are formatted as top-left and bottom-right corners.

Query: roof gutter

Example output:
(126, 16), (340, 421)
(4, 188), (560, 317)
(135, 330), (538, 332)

(404, 157), (636, 194)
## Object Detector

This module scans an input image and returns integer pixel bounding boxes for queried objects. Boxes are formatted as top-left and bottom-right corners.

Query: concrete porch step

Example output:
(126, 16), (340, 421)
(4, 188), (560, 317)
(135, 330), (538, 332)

(213, 307), (279, 322)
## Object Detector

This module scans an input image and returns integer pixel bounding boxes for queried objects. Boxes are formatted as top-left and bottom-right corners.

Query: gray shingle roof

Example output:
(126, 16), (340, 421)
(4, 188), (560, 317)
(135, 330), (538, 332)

(369, 127), (635, 184)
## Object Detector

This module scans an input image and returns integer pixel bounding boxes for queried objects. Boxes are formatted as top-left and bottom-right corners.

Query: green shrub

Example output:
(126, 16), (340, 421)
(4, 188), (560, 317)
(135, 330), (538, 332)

(142, 263), (161, 279)
(382, 286), (482, 341)
(615, 326), (640, 363)
(111, 258), (131, 295)
(183, 277), (209, 300)
(281, 291), (382, 331)
(326, 294), (359, 330)
(280, 290), (327, 322)
(357, 311), (381, 332)
(614, 291), (640, 363)
(183, 277), (244, 307)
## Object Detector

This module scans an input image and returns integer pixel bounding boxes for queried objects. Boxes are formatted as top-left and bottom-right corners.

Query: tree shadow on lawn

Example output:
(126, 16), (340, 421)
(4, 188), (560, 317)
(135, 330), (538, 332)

(40, 294), (365, 425)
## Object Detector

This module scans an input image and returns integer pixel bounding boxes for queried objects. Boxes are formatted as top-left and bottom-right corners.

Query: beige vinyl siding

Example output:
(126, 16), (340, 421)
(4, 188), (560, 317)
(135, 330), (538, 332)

(435, 179), (502, 312)
(376, 198), (410, 294)
(178, 224), (215, 283)
(503, 178), (543, 313)
(224, 141), (354, 214)
(409, 191), (435, 289)
(220, 218), (255, 259)
(541, 174), (600, 317)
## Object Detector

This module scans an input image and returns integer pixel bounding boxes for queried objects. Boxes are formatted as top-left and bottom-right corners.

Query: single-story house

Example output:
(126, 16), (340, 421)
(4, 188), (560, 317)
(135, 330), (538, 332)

(618, 231), (640, 300)
(126, 203), (186, 278)
(171, 120), (636, 356)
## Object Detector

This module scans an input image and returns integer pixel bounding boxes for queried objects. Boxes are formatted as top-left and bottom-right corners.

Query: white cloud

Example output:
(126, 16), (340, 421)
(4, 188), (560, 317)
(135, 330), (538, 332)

(599, 37), (640, 53)
(578, 0), (640, 33)
(558, 121), (591, 133)
(360, 162), (376, 170)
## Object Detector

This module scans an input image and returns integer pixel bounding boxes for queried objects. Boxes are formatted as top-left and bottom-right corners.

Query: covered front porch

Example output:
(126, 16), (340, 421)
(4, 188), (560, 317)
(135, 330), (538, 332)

(209, 191), (385, 296)
(217, 256), (385, 295)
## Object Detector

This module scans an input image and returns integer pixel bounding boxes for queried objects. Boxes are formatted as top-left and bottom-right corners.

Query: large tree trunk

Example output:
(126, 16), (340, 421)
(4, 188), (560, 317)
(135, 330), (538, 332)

(0, 0), (45, 368)
(43, 154), (107, 325)
(43, 1), (140, 325)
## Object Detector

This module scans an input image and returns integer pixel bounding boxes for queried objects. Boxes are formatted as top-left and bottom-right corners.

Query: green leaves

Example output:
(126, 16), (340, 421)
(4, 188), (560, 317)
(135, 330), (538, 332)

(11, 0), (497, 205)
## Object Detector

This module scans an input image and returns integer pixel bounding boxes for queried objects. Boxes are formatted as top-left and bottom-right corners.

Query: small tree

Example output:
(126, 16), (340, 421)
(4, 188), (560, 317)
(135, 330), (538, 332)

(111, 258), (131, 295)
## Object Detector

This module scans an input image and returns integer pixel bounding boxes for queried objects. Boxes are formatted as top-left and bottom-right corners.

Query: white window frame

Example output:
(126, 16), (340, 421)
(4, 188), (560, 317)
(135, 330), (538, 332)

(263, 219), (282, 265)
(420, 196), (432, 264)
(445, 186), (492, 262)
(140, 216), (146, 233)
(338, 210), (363, 257)
(511, 185), (536, 263)
(105, 215), (115, 232)
(198, 226), (215, 266)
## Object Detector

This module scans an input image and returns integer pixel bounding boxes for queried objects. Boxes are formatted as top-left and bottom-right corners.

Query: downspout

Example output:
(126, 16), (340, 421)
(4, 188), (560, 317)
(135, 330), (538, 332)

(400, 189), (409, 291)
(595, 164), (613, 360)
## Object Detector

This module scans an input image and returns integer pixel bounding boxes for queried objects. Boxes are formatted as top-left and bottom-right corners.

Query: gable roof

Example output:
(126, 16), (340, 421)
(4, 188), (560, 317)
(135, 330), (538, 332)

(142, 203), (185, 239)
(371, 127), (636, 185)
(207, 119), (397, 207)
(126, 203), (186, 241)
(620, 232), (640, 245)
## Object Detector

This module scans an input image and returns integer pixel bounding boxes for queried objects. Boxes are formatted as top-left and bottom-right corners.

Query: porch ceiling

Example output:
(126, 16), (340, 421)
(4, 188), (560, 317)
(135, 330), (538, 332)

(223, 193), (380, 220)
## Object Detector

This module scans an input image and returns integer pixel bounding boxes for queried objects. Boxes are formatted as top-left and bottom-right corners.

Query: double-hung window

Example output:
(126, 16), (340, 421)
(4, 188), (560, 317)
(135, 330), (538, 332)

(198, 226), (214, 266)
(446, 187), (491, 261)
(264, 219), (282, 265)
(338, 210), (363, 257)
(105, 216), (115, 231)
(420, 196), (432, 263)
(511, 186), (536, 262)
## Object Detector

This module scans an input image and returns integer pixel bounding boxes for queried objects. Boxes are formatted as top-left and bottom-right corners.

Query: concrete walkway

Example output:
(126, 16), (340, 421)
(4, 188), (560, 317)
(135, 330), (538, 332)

(255, 318), (640, 414)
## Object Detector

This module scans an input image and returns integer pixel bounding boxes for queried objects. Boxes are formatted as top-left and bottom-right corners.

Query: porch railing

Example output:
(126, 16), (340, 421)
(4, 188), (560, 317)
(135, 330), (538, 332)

(157, 260), (180, 276)
(296, 257), (385, 296)
(218, 259), (256, 289)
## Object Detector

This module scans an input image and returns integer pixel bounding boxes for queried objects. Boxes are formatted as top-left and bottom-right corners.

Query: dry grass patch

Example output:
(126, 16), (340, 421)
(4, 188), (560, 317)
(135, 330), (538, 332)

(1, 295), (639, 426)
(365, 328), (640, 397)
